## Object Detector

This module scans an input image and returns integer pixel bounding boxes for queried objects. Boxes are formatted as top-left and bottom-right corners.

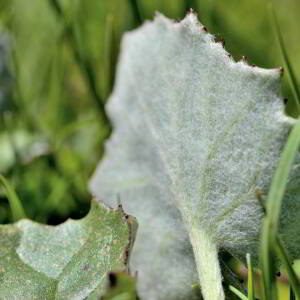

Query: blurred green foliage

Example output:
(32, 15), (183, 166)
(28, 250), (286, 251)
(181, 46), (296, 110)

(102, 272), (139, 300)
(0, 0), (299, 224)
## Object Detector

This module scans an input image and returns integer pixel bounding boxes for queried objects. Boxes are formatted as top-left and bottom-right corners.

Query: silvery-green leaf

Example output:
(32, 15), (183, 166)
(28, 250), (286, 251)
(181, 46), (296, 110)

(0, 200), (137, 300)
(89, 13), (300, 300)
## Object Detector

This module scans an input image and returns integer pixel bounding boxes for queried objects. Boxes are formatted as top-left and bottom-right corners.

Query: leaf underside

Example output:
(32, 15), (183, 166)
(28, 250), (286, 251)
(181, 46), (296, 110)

(0, 200), (137, 300)
(90, 12), (300, 300)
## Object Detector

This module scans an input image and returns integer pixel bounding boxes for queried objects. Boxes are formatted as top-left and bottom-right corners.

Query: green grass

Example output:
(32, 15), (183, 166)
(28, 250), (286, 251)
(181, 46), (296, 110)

(229, 2), (300, 298)
(269, 2), (300, 115)
(247, 253), (255, 300)
(0, 174), (26, 221)
(260, 119), (300, 299)
(259, 3), (300, 299)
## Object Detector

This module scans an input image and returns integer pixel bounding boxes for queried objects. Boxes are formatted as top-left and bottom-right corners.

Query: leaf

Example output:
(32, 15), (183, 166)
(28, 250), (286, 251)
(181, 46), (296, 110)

(0, 200), (137, 299)
(89, 13), (300, 299)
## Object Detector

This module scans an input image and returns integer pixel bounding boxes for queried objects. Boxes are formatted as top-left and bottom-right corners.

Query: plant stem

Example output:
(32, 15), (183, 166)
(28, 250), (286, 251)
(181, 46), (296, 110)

(189, 227), (225, 300)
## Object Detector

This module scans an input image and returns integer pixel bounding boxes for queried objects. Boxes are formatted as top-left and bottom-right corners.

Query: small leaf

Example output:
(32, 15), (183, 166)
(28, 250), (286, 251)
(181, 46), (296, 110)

(0, 200), (137, 299)
(90, 13), (300, 300)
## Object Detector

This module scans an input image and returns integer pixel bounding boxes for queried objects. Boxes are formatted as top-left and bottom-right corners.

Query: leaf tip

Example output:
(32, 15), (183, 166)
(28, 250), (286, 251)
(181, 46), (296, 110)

(241, 55), (249, 64)
(215, 37), (225, 47)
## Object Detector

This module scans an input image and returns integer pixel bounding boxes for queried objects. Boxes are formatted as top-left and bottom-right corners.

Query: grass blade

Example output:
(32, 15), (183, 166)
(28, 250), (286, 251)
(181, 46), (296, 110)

(102, 14), (116, 100)
(246, 253), (255, 300)
(275, 237), (300, 298)
(0, 174), (26, 221)
(128, 0), (142, 26)
(261, 120), (300, 300)
(290, 286), (296, 300)
(48, 0), (110, 124)
(269, 2), (300, 114)
(229, 285), (248, 300)
(49, 0), (63, 15)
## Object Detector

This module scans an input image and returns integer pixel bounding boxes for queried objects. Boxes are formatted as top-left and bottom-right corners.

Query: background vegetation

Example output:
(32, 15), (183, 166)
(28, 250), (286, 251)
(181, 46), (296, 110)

(1, 0), (300, 299)
(0, 0), (299, 225)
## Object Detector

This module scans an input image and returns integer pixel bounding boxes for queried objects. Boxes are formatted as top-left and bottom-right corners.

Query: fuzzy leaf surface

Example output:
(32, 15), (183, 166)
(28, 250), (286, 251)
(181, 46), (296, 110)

(0, 200), (137, 300)
(90, 13), (300, 299)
